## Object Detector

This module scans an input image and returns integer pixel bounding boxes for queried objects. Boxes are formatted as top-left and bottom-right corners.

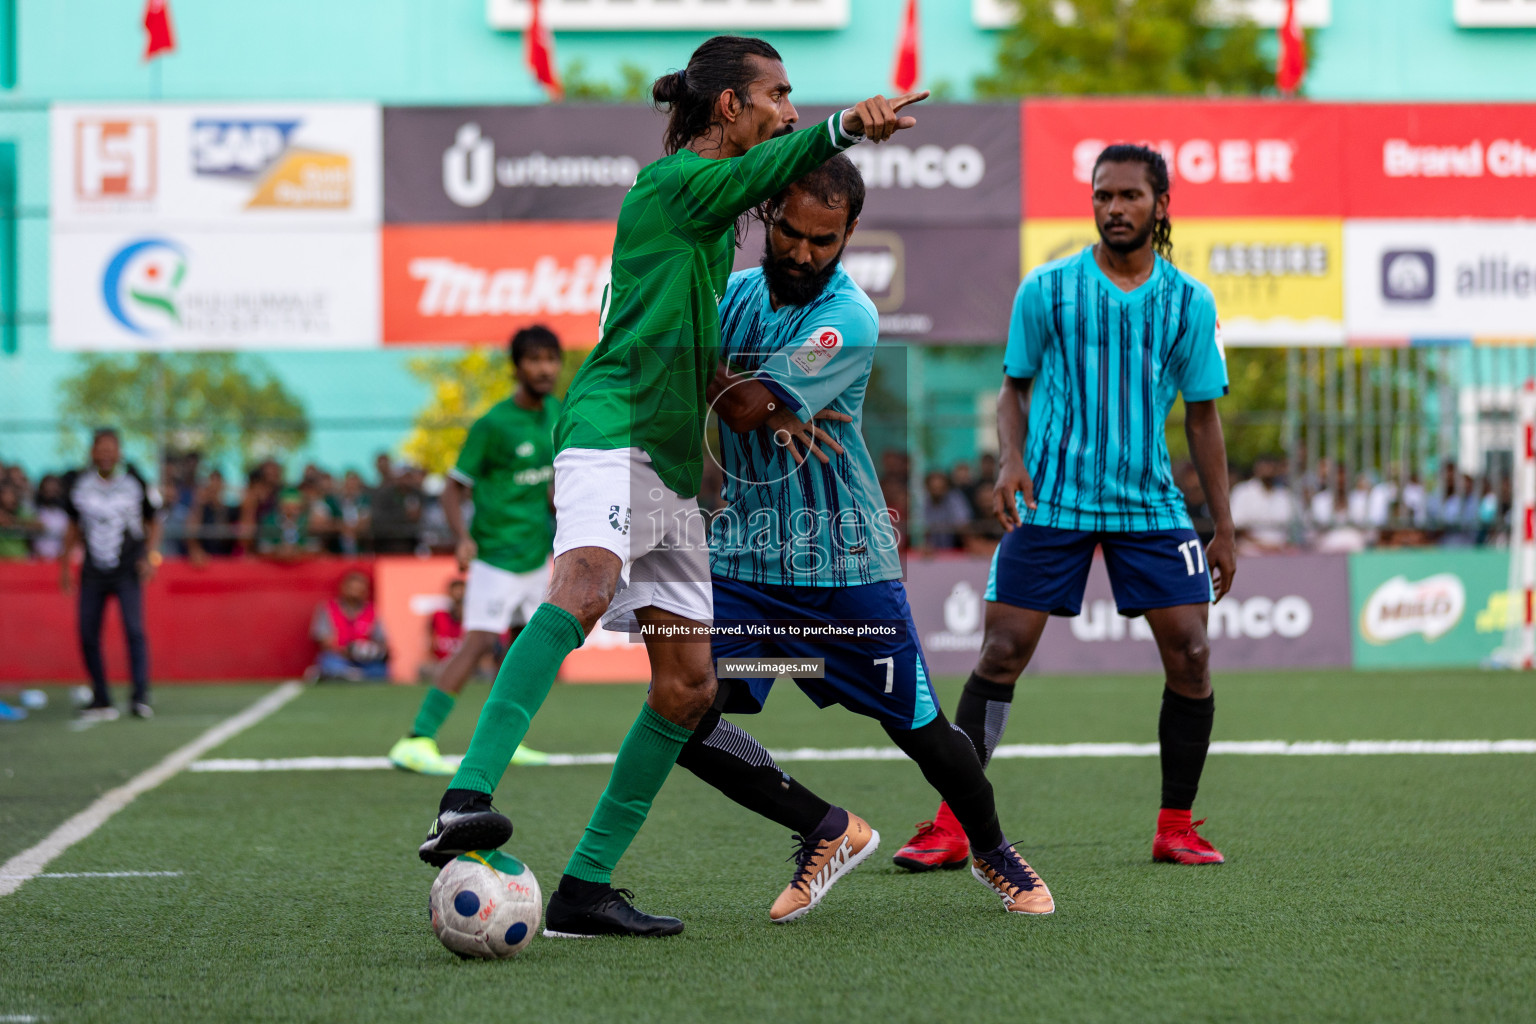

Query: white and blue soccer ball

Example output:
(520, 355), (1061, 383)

(429, 851), (541, 960)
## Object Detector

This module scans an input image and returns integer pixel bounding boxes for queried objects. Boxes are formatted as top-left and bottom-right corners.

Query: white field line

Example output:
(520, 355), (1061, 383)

(0, 871), (183, 880)
(0, 682), (304, 899)
(187, 738), (1536, 774)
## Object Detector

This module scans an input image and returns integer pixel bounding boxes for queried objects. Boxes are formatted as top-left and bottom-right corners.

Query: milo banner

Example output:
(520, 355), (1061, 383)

(905, 553), (1354, 676)
(1348, 549), (1511, 669)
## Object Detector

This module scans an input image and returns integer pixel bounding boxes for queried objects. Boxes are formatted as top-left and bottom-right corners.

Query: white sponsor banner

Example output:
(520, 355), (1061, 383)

(1345, 220), (1536, 341)
(51, 103), (381, 227)
(51, 230), (380, 350)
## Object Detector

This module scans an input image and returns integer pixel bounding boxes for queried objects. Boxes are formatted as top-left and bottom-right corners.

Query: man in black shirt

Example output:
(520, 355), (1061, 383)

(59, 428), (163, 721)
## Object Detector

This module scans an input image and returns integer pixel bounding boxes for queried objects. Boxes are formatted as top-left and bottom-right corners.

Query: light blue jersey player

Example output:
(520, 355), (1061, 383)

(899, 145), (1238, 873)
(671, 156), (1055, 923)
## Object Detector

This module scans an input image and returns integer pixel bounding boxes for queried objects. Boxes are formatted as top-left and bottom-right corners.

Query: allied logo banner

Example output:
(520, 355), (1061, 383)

(1023, 218), (1345, 345)
(1344, 220), (1536, 342)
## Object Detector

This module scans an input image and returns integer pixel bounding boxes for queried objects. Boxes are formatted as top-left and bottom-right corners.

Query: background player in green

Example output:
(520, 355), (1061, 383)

(895, 145), (1239, 872)
(416, 34), (928, 939)
(389, 327), (563, 775)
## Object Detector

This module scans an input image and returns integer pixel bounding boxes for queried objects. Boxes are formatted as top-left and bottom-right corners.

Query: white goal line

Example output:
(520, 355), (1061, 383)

(187, 738), (1536, 773)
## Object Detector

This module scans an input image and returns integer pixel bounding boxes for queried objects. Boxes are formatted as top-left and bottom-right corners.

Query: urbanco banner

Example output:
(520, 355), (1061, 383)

(51, 102), (381, 228)
(384, 103), (1020, 227)
(51, 229), (380, 350)
(905, 553), (1353, 676)
(1344, 220), (1536, 342)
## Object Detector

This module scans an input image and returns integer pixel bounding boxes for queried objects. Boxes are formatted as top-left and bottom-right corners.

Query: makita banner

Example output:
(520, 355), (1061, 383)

(905, 553), (1353, 675)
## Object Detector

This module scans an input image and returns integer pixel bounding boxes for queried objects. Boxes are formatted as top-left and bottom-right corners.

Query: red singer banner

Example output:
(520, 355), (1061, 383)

(1023, 99), (1344, 218)
(382, 221), (615, 346)
(1340, 103), (1536, 218)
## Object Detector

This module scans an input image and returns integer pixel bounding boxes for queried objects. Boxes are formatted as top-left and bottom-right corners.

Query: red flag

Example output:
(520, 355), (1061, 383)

(1276, 0), (1307, 94)
(143, 0), (175, 60)
(892, 0), (920, 94)
(525, 0), (563, 102)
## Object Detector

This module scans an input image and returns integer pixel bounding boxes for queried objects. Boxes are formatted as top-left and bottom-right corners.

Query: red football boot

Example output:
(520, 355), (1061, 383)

(892, 801), (970, 872)
(1152, 809), (1225, 865)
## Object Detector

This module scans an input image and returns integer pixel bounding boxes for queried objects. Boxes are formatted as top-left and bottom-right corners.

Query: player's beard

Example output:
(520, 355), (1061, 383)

(1097, 216), (1154, 255)
(762, 246), (844, 307)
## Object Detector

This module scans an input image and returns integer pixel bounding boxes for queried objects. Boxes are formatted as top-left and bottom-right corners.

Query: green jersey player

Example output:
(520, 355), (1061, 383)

(417, 33), (928, 939)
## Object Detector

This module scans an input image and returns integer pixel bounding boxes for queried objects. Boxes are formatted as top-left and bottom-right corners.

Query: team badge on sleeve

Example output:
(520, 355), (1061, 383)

(790, 326), (843, 376)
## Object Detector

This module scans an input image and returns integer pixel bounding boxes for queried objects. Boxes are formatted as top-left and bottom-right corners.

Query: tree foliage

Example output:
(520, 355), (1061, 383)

(57, 353), (308, 467)
(976, 0), (1285, 98)
(561, 60), (652, 102)
(401, 347), (585, 474)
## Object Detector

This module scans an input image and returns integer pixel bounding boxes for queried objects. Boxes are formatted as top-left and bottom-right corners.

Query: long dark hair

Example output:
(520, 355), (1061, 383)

(1092, 144), (1174, 262)
(651, 35), (782, 156)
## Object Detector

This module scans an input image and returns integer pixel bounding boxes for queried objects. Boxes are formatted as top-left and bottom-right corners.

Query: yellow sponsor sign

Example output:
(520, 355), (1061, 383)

(1022, 219), (1345, 345)
(248, 149), (353, 209)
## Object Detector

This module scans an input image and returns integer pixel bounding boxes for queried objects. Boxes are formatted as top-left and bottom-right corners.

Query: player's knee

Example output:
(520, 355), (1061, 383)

(549, 581), (610, 634)
(978, 630), (1031, 678)
(1163, 632), (1210, 680)
(653, 672), (716, 728)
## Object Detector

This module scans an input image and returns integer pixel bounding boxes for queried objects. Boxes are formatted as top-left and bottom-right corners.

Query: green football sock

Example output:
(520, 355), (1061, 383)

(450, 602), (585, 794)
(410, 687), (456, 740)
(564, 703), (693, 884)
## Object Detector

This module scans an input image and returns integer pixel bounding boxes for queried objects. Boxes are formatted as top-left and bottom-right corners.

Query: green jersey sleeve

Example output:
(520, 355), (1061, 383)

(450, 416), (492, 486)
(675, 110), (860, 237)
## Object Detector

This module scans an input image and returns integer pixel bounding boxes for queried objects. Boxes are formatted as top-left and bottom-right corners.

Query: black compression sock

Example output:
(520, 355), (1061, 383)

(954, 672), (1016, 767)
(439, 787), (492, 815)
(1158, 688), (1215, 811)
(884, 712), (1004, 852)
(557, 874), (610, 901)
(807, 805), (850, 842)
(677, 707), (831, 835)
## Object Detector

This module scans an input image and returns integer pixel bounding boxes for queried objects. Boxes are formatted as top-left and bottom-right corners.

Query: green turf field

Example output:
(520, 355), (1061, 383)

(3, 670), (1535, 1024)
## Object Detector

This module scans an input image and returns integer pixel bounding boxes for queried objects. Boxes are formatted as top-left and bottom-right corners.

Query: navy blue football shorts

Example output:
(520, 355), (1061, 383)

(710, 574), (939, 731)
(985, 523), (1214, 618)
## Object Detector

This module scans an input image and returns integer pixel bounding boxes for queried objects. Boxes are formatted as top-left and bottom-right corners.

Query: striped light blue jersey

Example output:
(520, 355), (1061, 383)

(709, 264), (901, 587)
(1005, 246), (1228, 533)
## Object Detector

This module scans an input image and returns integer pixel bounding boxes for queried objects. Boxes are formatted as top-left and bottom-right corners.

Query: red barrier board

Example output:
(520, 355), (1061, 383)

(0, 560), (371, 683)
(1023, 99), (1344, 218)
(1341, 103), (1536, 218)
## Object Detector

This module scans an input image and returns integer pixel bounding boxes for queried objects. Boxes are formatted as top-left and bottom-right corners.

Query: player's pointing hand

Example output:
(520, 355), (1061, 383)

(843, 90), (929, 144)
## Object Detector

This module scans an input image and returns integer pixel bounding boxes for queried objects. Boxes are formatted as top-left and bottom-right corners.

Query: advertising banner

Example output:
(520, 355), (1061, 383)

(1344, 220), (1536, 342)
(1348, 548), (1510, 668)
(51, 103), (381, 227)
(1024, 218), (1345, 345)
(381, 221), (614, 346)
(385, 105), (663, 223)
(384, 103), (1020, 227)
(1341, 103), (1536, 218)
(734, 219), (1018, 342)
(51, 229), (380, 350)
(907, 553), (1353, 676)
(1023, 100), (1343, 219)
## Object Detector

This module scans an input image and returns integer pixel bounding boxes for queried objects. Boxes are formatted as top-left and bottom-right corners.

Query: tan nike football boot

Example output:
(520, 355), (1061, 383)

(971, 842), (1055, 915)
(769, 811), (879, 923)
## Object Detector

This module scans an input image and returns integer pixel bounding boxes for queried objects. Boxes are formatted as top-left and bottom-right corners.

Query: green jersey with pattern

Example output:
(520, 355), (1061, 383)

(553, 111), (860, 497)
(450, 395), (558, 573)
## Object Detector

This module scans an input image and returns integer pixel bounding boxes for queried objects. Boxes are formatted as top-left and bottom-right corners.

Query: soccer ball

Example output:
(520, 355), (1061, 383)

(429, 850), (542, 960)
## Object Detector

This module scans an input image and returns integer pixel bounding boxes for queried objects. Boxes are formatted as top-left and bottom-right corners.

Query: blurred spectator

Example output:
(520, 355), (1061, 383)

(0, 483), (31, 558)
(923, 469), (972, 551)
(880, 449), (910, 489)
(237, 460), (284, 551)
(951, 461), (981, 520)
(881, 474), (910, 551)
(420, 577), (498, 682)
(32, 475), (70, 560)
(1347, 473), (1373, 526)
(60, 428), (162, 720)
(159, 451), (201, 555)
(258, 488), (319, 560)
(328, 470), (372, 556)
(186, 469), (235, 562)
(371, 463), (423, 554)
(374, 452), (394, 488)
(310, 570), (389, 682)
(1230, 455), (1301, 554)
